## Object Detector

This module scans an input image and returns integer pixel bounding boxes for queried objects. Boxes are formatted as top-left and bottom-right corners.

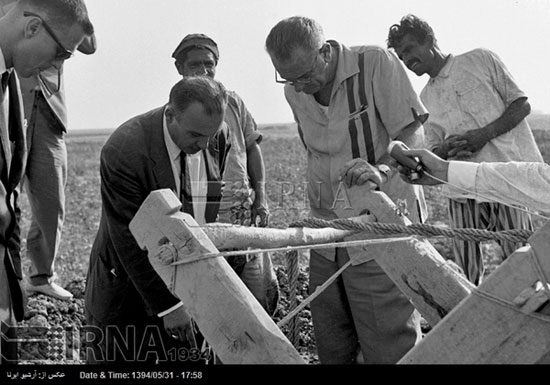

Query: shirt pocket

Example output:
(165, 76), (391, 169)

(454, 79), (492, 122)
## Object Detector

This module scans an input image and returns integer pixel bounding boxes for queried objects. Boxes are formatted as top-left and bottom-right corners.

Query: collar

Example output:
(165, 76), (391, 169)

(330, 40), (359, 92)
(162, 107), (182, 162)
(0, 45), (8, 75)
(432, 54), (455, 80)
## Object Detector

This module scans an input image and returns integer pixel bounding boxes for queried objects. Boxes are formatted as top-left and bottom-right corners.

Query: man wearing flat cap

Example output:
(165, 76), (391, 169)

(172, 34), (279, 316)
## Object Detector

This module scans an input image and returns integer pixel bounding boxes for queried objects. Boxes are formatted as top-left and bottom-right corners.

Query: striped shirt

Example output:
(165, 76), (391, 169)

(285, 41), (428, 222)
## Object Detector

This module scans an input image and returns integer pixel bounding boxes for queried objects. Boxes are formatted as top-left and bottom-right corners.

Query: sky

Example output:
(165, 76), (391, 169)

(63, 0), (550, 130)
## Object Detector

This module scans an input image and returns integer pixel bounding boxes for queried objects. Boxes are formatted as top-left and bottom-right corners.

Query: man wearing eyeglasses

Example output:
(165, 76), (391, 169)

(172, 34), (279, 316)
(266, 16), (428, 364)
(16, 24), (95, 302)
(0, 0), (94, 364)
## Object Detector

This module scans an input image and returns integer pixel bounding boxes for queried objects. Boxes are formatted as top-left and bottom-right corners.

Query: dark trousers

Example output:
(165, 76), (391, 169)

(84, 309), (208, 364)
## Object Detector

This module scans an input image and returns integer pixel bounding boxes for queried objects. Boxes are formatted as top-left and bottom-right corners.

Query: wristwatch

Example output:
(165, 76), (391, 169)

(376, 164), (392, 181)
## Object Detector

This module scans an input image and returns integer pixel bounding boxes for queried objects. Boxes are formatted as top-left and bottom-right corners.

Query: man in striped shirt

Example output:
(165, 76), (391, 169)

(266, 16), (429, 364)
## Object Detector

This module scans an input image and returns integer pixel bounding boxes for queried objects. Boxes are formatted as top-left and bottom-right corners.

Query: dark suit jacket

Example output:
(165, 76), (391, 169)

(85, 106), (229, 325)
(1, 70), (27, 323)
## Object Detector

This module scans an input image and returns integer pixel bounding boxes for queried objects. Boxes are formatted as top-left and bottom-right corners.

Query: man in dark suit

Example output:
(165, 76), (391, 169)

(84, 76), (230, 364)
(0, 0), (94, 364)
(3, 0), (97, 302)
(17, 34), (96, 301)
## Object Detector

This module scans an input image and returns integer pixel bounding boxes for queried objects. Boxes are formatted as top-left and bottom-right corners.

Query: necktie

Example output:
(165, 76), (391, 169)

(180, 152), (194, 216)
(0, 72), (8, 180)
(1, 71), (9, 93)
(7, 71), (25, 188)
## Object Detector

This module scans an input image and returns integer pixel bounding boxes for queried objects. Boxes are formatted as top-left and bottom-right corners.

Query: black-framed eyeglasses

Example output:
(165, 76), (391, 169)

(24, 11), (74, 61)
(274, 47), (325, 86)
(275, 69), (315, 86)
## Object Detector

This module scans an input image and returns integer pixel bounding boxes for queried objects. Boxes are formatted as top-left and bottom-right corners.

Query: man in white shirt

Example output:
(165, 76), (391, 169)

(388, 14), (543, 285)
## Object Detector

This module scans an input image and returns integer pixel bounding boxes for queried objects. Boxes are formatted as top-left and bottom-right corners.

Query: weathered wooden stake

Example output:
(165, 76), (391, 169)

(399, 220), (550, 364)
(334, 187), (475, 326)
(129, 189), (305, 364)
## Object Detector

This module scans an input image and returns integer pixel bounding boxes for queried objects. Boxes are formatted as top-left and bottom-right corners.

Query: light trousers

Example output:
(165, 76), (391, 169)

(309, 248), (421, 364)
(24, 91), (67, 285)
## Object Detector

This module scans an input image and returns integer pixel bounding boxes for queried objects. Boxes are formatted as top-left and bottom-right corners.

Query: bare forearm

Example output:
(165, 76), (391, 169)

(246, 143), (266, 202)
(483, 97), (530, 141)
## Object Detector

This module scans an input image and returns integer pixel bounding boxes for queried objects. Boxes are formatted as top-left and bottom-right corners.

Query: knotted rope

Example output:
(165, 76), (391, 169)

(278, 216), (535, 340)
(290, 217), (534, 244)
(285, 250), (301, 346)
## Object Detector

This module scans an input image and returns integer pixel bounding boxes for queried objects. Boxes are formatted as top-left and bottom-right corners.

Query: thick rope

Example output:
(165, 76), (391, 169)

(285, 250), (300, 346)
(290, 217), (533, 244)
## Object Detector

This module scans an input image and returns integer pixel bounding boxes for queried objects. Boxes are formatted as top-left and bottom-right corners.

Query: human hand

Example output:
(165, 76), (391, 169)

(162, 306), (195, 345)
(446, 128), (489, 159)
(339, 158), (383, 189)
(396, 148), (450, 185)
(251, 199), (269, 227)
(433, 135), (466, 160)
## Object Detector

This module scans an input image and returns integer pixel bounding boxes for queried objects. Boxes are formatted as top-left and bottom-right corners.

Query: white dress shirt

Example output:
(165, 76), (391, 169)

(448, 161), (550, 214)
(159, 110), (208, 317)
(162, 111), (208, 225)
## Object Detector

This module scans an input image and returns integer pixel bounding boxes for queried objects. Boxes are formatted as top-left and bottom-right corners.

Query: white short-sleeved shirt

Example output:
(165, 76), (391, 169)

(422, 50), (542, 159)
(217, 91), (262, 224)
(421, 49), (543, 200)
(285, 41), (428, 223)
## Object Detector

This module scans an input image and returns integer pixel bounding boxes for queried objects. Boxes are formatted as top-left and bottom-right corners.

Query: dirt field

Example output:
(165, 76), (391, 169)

(14, 114), (550, 364)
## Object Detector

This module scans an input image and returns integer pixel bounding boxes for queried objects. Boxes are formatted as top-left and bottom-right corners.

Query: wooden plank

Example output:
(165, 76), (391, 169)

(399, 220), (550, 364)
(333, 186), (474, 326)
(129, 189), (305, 364)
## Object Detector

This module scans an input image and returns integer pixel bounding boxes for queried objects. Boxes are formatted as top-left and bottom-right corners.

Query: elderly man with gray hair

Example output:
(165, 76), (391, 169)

(265, 16), (428, 364)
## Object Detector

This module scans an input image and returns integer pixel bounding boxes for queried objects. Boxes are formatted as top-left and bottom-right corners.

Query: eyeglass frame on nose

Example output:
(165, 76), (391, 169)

(275, 64), (316, 86)
(274, 52), (321, 86)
